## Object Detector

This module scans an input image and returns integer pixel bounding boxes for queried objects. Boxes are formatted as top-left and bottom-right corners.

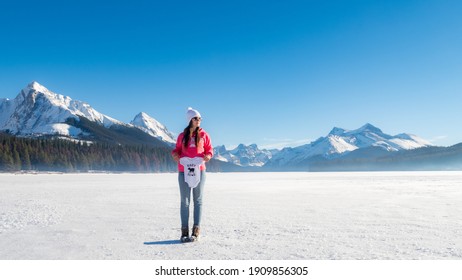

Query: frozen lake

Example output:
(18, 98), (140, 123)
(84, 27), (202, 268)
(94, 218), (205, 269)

(0, 172), (461, 260)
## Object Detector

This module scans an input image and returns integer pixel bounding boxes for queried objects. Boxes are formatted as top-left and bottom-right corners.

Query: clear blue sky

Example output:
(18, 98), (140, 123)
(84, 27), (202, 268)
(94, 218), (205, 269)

(1, 0), (461, 149)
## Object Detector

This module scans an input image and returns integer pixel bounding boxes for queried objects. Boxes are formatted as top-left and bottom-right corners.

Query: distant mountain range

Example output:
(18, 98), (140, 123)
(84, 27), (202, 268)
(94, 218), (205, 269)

(265, 123), (432, 168)
(1, 82), (461, 171)
(214, 144), (277, 167)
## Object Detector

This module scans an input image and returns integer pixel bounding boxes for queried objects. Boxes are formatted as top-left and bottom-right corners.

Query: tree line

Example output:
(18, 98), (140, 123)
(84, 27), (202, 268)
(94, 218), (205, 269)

(0, 133), (177, 172)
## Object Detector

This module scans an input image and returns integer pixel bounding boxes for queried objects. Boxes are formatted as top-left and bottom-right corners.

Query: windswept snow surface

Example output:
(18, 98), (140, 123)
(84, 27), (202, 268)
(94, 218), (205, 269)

(0, 172), (461, 260)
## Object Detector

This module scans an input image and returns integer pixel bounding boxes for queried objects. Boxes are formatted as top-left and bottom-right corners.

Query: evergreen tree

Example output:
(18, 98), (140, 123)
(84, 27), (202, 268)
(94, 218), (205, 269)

(0, 133), (178, 172)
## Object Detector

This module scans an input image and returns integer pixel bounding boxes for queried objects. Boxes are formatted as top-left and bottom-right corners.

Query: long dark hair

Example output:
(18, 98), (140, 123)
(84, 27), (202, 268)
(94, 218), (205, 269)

(182, 120), (201, 149)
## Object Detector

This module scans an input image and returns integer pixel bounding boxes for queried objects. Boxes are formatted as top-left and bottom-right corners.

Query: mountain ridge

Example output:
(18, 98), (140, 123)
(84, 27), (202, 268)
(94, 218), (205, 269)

(265, 123), (433, 168)
(0, 82), (172, 148)
(213, 143), (275, 167)
(0, 81), (123, 136)
(3, 81), (460, 172)
(130, 112), (176, 145)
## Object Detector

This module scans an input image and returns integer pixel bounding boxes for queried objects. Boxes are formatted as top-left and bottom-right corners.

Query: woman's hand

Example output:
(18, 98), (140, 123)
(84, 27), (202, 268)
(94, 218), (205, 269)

(204, 154), (212, 162)
(172, 153), (179, 162)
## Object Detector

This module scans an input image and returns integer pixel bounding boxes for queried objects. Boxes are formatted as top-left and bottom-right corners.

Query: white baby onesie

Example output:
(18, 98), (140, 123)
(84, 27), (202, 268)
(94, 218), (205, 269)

(179, 157), (204, 188)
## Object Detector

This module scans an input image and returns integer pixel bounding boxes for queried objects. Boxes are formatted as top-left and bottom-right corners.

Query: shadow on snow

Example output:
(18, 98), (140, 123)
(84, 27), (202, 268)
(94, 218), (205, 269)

(143, 240), (182, 245)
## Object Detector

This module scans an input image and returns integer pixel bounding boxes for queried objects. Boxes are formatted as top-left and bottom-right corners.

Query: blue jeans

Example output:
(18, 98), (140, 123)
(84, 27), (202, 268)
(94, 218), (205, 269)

(178, 171), (206, 228)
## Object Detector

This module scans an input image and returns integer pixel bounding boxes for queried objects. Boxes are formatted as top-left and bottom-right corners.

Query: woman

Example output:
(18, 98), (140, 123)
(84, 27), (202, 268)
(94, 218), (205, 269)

(172, 107), (213, 242)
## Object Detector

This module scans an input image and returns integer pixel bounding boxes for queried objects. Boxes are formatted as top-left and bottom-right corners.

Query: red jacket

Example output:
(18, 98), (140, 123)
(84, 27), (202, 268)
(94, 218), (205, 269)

(172, 128), (213, 172)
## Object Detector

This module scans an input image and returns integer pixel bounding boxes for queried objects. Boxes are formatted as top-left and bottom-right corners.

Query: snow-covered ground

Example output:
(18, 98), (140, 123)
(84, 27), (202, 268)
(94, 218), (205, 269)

(0, 172), (461, 260)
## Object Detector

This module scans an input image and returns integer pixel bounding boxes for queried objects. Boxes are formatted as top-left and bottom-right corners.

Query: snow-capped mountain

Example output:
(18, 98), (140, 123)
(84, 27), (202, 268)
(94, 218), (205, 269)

(213, 144), (276, 167)
(0, 82), (174, 148)
(130, 112), (176, 144)
(0, 81), (123, 137)
(1, 82), (438, 171)
(266, 123), (432, 167)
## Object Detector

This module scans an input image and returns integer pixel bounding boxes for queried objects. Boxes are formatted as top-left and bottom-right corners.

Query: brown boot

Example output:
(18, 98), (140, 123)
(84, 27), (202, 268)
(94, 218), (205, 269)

(180, 227), (190, 243)
(190, 225), (200, 242)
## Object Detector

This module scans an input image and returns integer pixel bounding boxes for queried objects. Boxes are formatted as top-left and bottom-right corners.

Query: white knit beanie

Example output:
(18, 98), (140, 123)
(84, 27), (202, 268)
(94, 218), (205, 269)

(186, 107), (201, 123)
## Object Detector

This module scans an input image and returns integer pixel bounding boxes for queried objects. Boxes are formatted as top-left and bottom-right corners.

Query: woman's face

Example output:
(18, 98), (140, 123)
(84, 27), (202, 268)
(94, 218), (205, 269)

(191, 116), (201, 129)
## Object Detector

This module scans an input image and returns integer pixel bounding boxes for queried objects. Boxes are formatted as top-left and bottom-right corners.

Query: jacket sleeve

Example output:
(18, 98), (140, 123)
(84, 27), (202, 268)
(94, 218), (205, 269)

(172, 133), (183, 157)
(203, 132), (213, 158)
